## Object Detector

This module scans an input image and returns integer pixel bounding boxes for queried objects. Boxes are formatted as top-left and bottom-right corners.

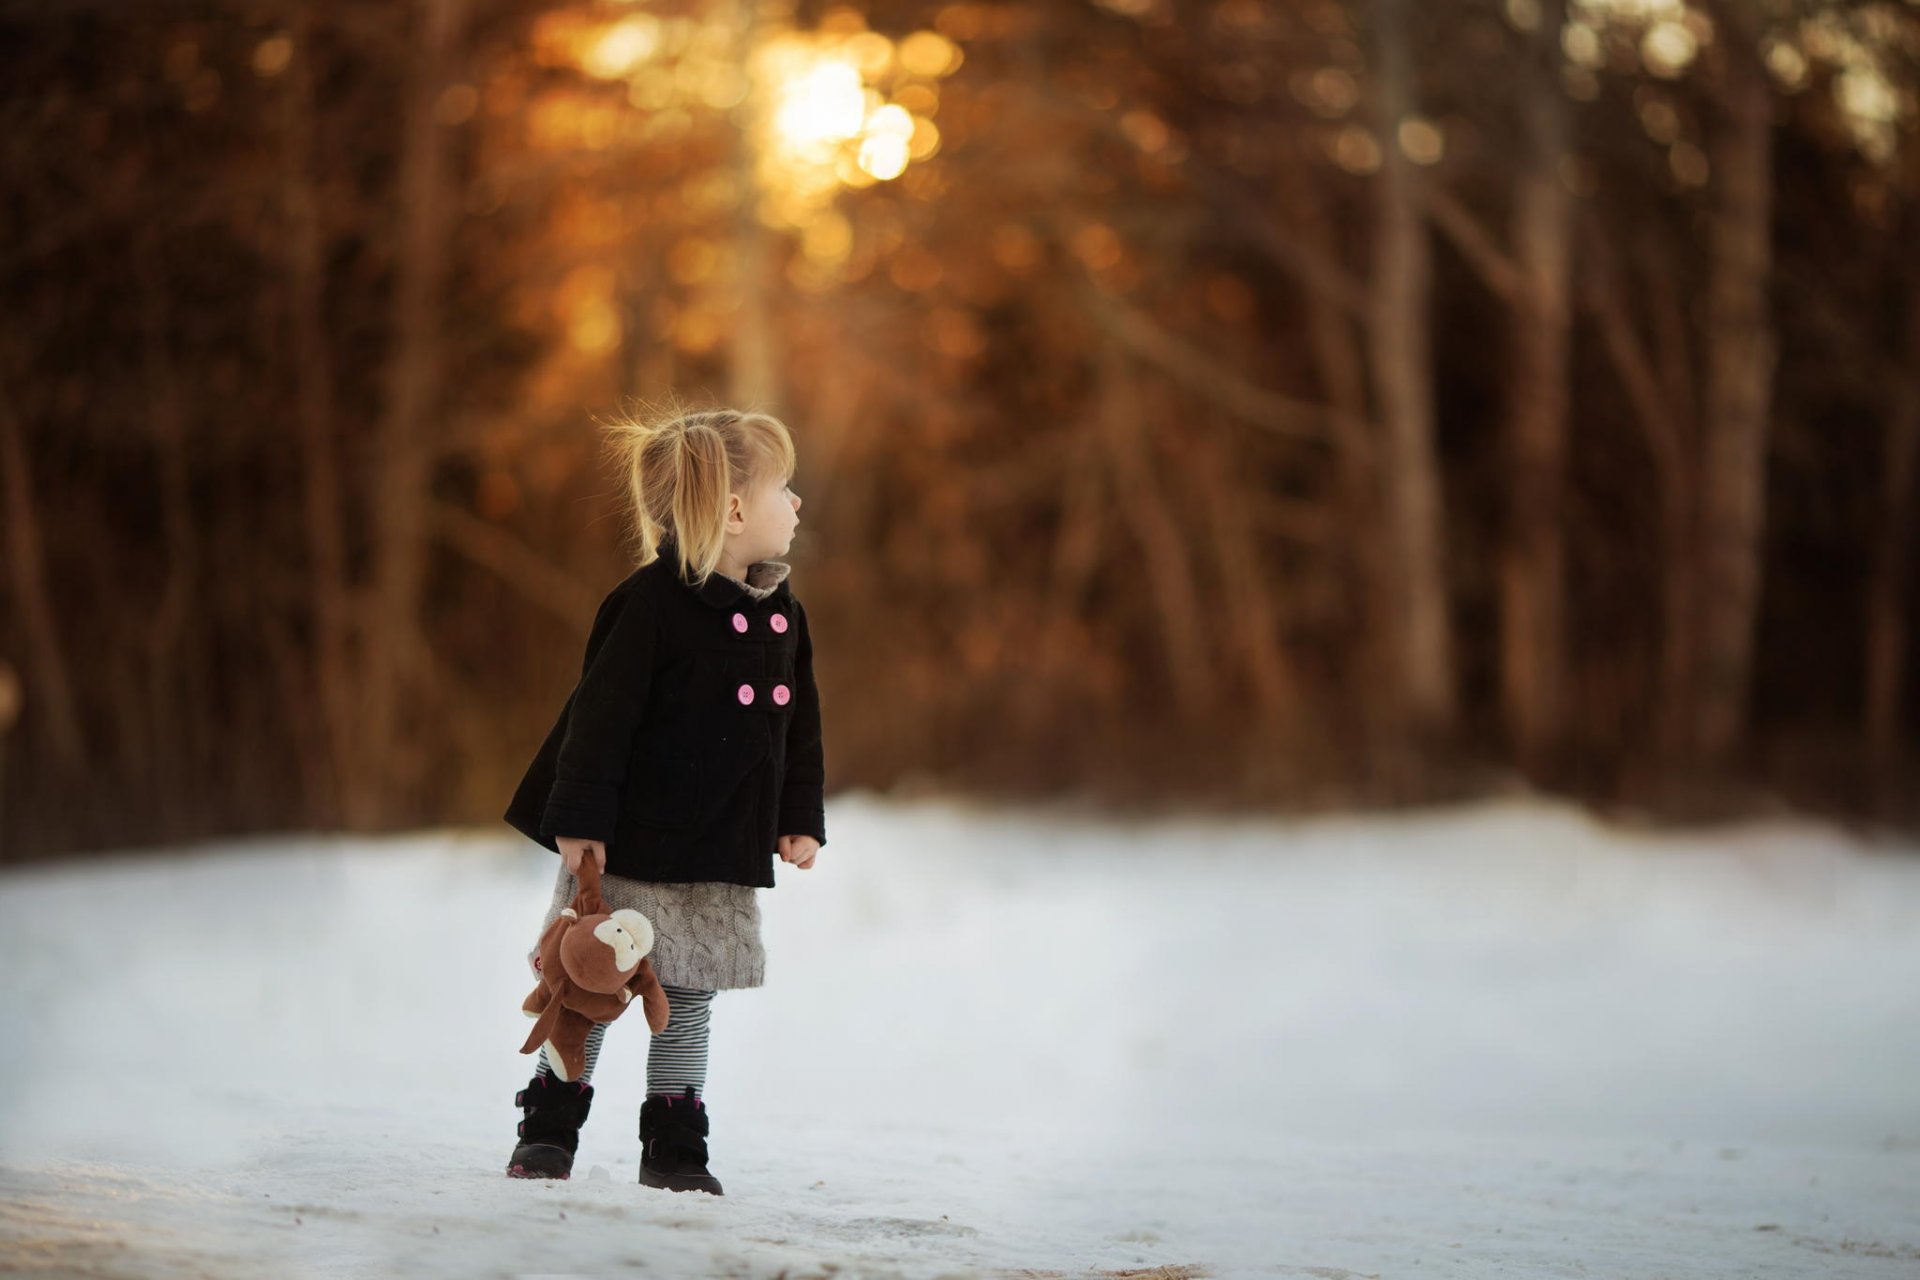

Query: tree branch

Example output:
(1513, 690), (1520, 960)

(428, 501), (602, 629)
(1188, 162), (1372, 323)
(1076, 277), (1361, 446)
(1579, 217), (1687, 489)
(1423, 184), (1524, 303)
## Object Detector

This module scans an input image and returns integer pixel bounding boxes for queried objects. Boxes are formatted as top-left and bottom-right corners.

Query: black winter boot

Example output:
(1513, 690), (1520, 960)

(505, 1072), (594, 1179)
(637, 1086), (724, 1195)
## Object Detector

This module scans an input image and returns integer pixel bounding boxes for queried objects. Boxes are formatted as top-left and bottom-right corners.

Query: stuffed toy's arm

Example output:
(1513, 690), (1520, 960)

(629, 957), (671, 1033)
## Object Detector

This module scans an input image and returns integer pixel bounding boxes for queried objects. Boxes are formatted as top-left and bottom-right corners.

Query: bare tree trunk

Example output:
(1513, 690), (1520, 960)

(261, 609), (330, 819)
(1501, 0), (1571, 778)
(1643, 236), (1702, 759)
(1191, 426), (1299, 727)
(1048, 414), (1108, 606)
(728, 0), (780, 411)
(361, 0), (462, 827)
(1278, 163), (1392, 775)
(282, 1), (355, 827)
(1866, 248), (1920, 806)
(1583, 224), (1694, 766)
(1692, 37), (1776, 764)
(133, 230), (202, 837)
(1370, 0), (1455, 752)
(0, 388), (86, 775)
(1098, 340), (1217, 721)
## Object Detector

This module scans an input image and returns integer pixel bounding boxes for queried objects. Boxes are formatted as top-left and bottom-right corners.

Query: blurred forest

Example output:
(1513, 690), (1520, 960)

(1, 0), (1917, 863)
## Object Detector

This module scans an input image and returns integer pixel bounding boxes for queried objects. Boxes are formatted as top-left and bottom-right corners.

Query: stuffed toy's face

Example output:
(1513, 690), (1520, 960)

(556, 907), (657, 993)
(597, 909), (654, 968)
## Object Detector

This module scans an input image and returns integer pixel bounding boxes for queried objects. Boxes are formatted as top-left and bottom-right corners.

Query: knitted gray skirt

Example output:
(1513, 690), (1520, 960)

(532, 862), (767, 991)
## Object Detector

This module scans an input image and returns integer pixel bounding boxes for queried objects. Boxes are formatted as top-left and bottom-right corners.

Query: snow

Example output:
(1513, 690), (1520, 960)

(2, 793), (1918, 1278)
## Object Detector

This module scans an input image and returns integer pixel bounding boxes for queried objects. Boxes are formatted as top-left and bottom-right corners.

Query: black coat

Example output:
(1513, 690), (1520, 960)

(503, 538), (826, 887)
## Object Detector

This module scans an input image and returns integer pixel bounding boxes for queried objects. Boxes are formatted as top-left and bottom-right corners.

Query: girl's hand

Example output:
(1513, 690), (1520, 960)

(558, 837), (607, 876)
(777, 835), (820, 869)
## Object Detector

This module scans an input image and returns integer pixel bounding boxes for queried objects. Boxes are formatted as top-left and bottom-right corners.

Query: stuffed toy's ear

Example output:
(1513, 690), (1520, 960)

(532, 907), (577, 986)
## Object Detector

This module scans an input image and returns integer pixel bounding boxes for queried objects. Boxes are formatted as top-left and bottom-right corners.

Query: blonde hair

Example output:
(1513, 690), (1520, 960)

(602, 398), (797, 586)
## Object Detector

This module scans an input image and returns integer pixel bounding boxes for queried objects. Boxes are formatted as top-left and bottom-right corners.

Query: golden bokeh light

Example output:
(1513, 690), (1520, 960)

(583, 14), (661, 79)
(803, 210), (854, 264)
(844, 31), (894, 77)
(1397, 116), (1445, 165)
(1330, 124), (1383, 175)
(1640, 21), (1698, 78)
(555, 264), (622, 355)
(524, 8), (966, 308)
(752, 36), (951, 201)
(252, 35), (292, 78)
(991, 224), (1041, 273)
(898, 31), (962, 78)
(768, 57), (868, 151)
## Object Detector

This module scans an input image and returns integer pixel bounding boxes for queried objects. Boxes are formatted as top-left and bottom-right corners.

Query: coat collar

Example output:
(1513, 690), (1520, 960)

(656, 535), (792, 610)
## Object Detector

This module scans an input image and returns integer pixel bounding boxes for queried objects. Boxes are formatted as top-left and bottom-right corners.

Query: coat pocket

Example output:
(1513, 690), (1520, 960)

(703, 717), (771, 810)
(624, 750), (700, 830)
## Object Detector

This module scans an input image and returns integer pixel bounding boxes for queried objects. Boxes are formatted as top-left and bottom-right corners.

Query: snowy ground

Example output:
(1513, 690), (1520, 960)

(2, 793), (1918, 1279)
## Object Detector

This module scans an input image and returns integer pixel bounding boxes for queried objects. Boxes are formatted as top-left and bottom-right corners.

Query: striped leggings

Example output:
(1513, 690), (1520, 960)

(538, 982), (714, 1098)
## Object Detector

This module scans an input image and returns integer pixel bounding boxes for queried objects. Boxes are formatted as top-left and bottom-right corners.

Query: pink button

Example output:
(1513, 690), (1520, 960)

(773, 683), (791, 706)
(731, 612), (748, 633)
(770, 613), (789, 634)
(736, 683), (755, 705)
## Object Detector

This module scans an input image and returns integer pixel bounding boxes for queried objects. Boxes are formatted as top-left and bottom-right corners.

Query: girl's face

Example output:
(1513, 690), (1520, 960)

(727, 471), (802, 561)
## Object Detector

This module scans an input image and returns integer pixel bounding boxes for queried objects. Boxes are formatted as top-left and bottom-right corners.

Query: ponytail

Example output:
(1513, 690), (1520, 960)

(602, 400), (797, 587)
(669, 421), (733, 583)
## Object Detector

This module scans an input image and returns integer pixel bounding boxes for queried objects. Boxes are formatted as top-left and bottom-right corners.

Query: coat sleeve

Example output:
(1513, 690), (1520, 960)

(777, 597), (827, 847)
(539, 584), (658, 846)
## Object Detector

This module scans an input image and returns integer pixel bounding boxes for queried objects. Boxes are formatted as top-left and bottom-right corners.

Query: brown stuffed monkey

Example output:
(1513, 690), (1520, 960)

(518, 859), (671, 1081)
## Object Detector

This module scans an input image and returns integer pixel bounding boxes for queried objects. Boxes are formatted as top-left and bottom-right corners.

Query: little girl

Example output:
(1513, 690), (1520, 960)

(500, 407), (826, 1193)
